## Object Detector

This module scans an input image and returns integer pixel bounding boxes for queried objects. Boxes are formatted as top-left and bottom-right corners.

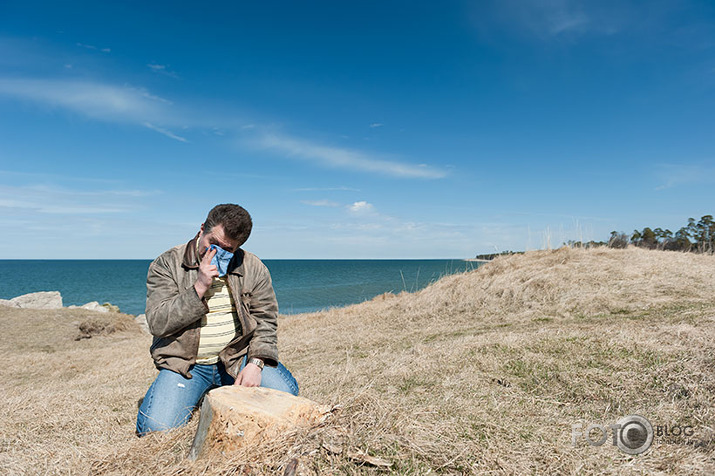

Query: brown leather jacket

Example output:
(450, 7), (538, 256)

(145, 234), (279, 379)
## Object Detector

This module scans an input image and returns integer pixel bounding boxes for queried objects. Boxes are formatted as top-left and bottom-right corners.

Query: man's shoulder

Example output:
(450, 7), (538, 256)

(240, 250), (268, 271)
(151, 243), (187, 268)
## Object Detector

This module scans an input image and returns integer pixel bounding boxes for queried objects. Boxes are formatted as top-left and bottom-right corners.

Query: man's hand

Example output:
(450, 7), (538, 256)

(234, 362), (262, 387)
(194, 246), (218, 298)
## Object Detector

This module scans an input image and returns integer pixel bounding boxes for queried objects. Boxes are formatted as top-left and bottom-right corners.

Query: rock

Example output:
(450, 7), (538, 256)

(188, 386), (327, 460)
(0, 299), (20, 308)
(68, 301), (110, 313)
(134, 314), (150, 334)
(102, 302), (120, 313)
(67, 301), (121, 313)
(10, 291), (63, 309)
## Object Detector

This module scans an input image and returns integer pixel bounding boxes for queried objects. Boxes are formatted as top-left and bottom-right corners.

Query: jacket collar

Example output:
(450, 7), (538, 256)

(182, 232), (245, 276)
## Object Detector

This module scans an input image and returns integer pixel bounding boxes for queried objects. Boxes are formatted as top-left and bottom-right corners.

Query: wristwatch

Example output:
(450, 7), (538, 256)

(248, 358), (264, 370)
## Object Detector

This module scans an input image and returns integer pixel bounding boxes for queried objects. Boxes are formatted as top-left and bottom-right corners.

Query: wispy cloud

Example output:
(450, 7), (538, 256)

(143, 122), (188, 142)
(369, 123), (383, 128)
(274, 201), (500, 258)
(534, 1), (590, 35)
(0, 184), (158, 215)
(147, 63), (179, 78)
(473, 0), (628, 39)
(654, 163), (715, 190)
(77, 43), (111, 53)
(256, 133), (447, 179)
(0, 169), (121, 185)
(0, 78), (174, 125)
(0, 77), (446, 180)
(293, 186), (360, 192)
(301, 199), (340, 207)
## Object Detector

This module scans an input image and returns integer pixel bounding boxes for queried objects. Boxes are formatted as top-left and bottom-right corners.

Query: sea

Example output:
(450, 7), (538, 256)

(0, 259), (482, 316)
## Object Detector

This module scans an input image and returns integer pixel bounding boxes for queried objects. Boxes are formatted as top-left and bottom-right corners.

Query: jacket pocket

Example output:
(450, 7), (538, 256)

(240, 293), (257, 334)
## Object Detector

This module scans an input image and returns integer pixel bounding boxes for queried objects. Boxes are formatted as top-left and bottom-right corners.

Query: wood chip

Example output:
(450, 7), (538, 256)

(347, 450), (392, 468)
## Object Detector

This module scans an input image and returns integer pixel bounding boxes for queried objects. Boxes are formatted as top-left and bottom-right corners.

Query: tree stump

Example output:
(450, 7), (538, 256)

(188, 386), (326, 460)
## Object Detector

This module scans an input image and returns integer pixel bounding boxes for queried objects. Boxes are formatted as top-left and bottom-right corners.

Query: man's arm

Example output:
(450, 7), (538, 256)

(233, 261), (278, 387)
(245, 262), (279, 367)
(145, 249), (217, 337)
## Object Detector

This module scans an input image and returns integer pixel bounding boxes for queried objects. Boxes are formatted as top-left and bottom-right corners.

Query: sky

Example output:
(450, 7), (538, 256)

(0, 0), (714, 259)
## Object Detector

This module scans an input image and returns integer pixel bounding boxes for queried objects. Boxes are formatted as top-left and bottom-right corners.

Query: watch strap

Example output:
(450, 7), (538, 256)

(248, 357), (264, 370)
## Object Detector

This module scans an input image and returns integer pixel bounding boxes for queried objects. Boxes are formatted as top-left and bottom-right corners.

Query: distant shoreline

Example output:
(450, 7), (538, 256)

(464, 258), (492, 263)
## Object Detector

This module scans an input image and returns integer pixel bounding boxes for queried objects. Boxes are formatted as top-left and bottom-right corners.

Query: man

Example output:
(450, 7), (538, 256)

(136, 204), (298, 435)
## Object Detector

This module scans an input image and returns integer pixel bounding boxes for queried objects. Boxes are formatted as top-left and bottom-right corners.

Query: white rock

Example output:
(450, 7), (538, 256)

(134, 314), (150, 334)
(10, 291), (63, 309)
(80, 301), (110, 312)
(0, 299), (20, 308)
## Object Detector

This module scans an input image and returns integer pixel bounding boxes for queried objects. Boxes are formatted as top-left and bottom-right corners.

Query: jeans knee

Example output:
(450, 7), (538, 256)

(135, 369), (205, 436)
(284, 371), (299, 396)
(266, 363), (299, 396)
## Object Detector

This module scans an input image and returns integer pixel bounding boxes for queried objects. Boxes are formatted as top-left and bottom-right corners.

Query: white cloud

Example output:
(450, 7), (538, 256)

(301, 200), (340, 207)
(256, 133), (447, 179)
(369, 123), (383, 128)
(348, 201), (375, 213)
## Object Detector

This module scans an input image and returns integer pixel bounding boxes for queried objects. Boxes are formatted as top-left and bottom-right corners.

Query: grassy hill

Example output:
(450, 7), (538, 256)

(1, 247), (713, 474)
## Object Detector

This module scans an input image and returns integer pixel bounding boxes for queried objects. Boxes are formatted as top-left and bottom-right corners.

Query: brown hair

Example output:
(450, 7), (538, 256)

(204, 204), (253, 247)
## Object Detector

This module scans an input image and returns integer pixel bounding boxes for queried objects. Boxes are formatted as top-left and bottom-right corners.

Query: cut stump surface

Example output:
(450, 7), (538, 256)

(188, 386), (326, 460)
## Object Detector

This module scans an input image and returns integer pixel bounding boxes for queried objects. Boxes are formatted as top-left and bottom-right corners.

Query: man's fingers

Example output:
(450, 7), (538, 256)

(203, 246), (217, 263)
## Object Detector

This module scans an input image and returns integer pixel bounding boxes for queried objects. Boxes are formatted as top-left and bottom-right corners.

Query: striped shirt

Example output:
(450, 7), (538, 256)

(195, 276), (242, 365)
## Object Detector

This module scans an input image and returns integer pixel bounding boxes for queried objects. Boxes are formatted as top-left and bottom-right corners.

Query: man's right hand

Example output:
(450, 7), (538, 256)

(194, 246), (218, 298)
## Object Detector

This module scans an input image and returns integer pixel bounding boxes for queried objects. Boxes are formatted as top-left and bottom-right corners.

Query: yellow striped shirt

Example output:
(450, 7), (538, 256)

(195, 276), (242, 365)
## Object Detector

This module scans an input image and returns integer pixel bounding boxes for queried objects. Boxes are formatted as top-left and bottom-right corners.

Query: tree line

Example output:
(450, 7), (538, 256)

(568, 214), (714, 253)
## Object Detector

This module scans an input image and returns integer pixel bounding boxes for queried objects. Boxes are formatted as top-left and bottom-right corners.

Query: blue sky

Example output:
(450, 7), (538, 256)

(1, 1), (714, 259)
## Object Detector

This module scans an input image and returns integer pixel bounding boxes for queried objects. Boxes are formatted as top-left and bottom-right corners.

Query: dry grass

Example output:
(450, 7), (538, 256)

(1, 246), (714, 474)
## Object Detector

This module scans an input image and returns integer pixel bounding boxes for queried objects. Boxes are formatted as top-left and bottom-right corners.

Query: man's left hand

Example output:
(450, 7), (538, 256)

(234, 362), (262, 387)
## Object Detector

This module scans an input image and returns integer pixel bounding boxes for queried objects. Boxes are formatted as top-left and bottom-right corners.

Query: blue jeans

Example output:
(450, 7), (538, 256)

(136, 356), (298, 435)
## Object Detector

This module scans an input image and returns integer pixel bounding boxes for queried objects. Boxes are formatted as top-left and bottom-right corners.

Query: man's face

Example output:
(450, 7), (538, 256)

(198, 223), (240, 259)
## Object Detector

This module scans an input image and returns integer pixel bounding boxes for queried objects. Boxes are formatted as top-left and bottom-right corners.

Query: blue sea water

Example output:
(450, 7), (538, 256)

(0, 259), (481, 316)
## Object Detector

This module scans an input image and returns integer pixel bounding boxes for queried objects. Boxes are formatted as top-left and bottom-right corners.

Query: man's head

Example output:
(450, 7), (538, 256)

(198, 204), (252, 256)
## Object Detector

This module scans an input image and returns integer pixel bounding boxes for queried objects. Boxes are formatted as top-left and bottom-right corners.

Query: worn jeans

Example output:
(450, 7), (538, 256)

(136, 356), (299, 435)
